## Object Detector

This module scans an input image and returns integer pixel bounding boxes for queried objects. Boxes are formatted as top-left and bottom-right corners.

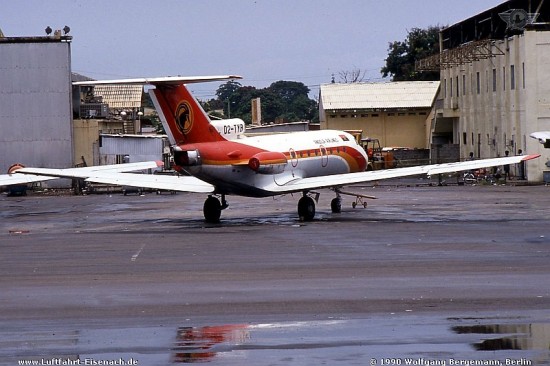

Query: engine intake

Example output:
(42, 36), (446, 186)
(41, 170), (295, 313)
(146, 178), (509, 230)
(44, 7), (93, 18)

(248, 151), (287, 174)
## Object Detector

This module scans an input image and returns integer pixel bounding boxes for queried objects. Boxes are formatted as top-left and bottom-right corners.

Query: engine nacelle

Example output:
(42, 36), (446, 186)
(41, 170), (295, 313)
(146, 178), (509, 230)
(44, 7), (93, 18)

(248, 151), (287, 174)
(210, 119), (246, 140)
(173, 148), (202, 167)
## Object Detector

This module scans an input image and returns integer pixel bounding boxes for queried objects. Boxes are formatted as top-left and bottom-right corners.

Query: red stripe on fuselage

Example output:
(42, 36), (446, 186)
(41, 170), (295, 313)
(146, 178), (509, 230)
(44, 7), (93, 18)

(182, 141), (367, 172)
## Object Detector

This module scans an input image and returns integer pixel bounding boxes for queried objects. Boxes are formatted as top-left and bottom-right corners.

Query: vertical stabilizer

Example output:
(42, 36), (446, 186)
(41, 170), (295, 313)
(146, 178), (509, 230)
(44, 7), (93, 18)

(149, 84), (225, 145)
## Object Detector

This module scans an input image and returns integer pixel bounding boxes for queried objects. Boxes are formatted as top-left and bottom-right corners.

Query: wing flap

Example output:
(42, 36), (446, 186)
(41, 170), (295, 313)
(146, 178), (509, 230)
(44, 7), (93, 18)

(86, 173), (215, 193)
(16, 161), (163, 179)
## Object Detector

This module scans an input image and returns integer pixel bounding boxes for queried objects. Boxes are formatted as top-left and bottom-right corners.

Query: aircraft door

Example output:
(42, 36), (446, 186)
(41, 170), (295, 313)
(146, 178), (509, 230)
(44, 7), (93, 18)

(320, 145), (328, 167)
(289, 148), (298, 168)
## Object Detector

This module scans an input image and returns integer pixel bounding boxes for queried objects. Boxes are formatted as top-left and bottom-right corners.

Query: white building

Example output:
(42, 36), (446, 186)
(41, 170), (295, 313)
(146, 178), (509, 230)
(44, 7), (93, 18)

(423, 0), (550, 182)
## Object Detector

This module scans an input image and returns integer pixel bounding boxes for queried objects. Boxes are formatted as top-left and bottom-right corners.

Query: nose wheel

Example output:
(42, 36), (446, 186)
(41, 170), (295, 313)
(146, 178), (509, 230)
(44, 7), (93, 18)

(203, 195), (228, 223)
(331, 197), (342, 213)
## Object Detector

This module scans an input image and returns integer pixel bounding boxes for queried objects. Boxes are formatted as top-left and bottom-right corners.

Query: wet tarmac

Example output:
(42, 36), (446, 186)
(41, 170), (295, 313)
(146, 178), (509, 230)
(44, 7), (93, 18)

(1, 183), (549, 365)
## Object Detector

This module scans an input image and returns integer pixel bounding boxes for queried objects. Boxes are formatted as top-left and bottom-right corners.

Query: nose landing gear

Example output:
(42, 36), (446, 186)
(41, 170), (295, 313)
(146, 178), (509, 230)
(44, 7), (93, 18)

(203, 194), (228, 223)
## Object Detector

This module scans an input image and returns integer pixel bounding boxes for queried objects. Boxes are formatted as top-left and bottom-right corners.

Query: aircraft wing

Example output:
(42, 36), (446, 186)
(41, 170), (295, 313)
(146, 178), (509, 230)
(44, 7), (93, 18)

(266, 154), (540, 193)
(1, 161), (163, 187)
(85, 173), (215, 193)
(0, 174), (58, 187)
(530, 131), (550, 147)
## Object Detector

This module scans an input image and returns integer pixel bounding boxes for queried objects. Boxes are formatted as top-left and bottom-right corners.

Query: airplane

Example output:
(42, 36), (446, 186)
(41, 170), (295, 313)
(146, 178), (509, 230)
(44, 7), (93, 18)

(0, 75), (540, 223)
(530, 131), (550, 148)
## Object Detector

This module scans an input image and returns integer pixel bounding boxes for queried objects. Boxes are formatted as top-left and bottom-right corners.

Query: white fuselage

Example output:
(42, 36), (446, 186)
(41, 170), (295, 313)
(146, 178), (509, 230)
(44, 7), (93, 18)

(185, 129), (369, 197)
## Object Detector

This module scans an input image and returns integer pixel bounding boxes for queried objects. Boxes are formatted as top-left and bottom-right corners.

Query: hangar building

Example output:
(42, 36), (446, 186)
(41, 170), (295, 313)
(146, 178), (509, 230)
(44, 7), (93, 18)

(0, 35), (74, 176)
(0, 33), (166, 188)
(319, 81), (439, 149)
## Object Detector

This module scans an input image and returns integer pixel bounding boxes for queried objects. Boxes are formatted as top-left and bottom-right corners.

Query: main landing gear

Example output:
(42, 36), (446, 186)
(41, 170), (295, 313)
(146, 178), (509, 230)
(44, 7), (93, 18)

(297, 189), (374, 221)
(298, 192), (318, 221)
(298, 191), (347, 221)
(203, 194), (228, 223)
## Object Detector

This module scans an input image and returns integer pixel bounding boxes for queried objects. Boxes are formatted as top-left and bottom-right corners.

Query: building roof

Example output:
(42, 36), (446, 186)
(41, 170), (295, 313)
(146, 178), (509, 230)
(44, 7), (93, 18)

(320, 81), (440, 111)
(93, 84), (143, 109)
(442, 0), (550, 50)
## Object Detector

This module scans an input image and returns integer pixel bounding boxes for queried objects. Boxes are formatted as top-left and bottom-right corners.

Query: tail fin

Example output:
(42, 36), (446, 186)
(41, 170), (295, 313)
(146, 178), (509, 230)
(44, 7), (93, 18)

(73, 75), (242, 145)
(149, 84), (224, 145)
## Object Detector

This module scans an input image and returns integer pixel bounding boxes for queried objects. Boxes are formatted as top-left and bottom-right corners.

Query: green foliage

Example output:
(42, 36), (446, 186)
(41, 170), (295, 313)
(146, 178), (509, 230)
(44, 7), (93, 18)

(381, 26), (443, 81)
(213, 80), (318, 124)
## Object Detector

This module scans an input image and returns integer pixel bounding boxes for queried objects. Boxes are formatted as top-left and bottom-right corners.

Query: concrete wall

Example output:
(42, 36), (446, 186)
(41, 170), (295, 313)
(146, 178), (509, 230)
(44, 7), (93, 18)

(440, 29), (550, 182)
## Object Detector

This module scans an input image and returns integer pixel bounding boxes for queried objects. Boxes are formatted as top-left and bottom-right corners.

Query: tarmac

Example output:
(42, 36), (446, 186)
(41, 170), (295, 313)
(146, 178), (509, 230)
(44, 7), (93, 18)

(1, 182), (549, 365)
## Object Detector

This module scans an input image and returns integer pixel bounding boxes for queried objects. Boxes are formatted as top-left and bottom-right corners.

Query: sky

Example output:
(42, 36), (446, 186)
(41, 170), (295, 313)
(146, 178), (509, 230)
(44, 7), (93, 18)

(1, 0), (503, 99)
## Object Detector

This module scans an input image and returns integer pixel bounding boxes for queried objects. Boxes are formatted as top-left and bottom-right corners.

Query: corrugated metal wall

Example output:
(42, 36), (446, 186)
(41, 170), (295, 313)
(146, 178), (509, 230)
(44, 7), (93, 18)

(99, 135), (166, 165)
(0, 41), (73, 173)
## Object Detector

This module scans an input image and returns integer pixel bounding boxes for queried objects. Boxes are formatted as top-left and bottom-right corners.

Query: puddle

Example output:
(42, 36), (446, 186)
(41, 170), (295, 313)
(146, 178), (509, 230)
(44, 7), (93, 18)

(2, 318), (549, 365)
(172, 324), (250, 363)
(452, 323), (550, 351)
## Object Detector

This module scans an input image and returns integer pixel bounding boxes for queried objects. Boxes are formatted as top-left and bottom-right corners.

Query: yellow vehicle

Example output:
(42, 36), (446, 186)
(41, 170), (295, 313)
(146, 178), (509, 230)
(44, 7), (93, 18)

(360, 137), (396, 171)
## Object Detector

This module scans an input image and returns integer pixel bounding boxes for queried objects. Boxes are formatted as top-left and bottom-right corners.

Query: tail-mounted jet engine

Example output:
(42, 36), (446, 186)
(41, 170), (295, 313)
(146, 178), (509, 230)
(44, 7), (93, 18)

(248, 151), (287, 174)
(173, 147), (202, 167)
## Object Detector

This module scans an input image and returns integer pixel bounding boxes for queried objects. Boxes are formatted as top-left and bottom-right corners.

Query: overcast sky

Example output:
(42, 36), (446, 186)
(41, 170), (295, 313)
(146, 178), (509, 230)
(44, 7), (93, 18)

(2, 0), (502, 99)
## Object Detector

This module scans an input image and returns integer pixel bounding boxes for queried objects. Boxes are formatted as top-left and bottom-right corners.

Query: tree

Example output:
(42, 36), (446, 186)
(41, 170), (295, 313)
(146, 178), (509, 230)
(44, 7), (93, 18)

(215, 81), (318, 124)
(381, 26), (443, 81)
(338, 68), (367, 83)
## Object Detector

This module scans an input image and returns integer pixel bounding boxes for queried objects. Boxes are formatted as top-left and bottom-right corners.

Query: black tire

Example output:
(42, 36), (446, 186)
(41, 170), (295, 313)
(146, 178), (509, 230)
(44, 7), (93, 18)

(298, 196), (316, 221)
(331, 198), (342, 213)
(203, 196), (222, 223)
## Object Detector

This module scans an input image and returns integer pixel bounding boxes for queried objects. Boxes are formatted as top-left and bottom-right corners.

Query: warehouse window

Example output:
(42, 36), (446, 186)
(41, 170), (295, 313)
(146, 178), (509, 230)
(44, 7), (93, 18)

(463, 132), (467, 145)
(492, 68), (497, 92)
(510, 65), (516, 90)
(476, 72), (481, 94)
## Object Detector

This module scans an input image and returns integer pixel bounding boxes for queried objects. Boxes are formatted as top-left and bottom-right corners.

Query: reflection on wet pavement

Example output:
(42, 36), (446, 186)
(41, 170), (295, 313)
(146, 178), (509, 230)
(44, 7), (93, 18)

(453, 323), (550, 351)
(172, 324), (250, 363)
(1, 317), (550, 365)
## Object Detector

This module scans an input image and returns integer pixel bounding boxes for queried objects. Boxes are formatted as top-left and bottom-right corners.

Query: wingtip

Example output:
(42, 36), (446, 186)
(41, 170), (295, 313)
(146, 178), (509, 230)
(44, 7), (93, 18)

(522, 154), (541, 161)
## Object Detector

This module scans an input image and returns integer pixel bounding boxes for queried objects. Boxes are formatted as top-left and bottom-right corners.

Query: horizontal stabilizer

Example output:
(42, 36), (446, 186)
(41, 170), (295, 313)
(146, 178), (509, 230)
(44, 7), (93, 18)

(73, 75), (242, 86)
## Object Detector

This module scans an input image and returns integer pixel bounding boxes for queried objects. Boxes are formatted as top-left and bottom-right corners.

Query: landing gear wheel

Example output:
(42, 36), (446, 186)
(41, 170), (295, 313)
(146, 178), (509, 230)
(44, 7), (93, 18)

(298, 196), (316, 221)
(331, 197), (342, 213)
(203, 196), (222, 223)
